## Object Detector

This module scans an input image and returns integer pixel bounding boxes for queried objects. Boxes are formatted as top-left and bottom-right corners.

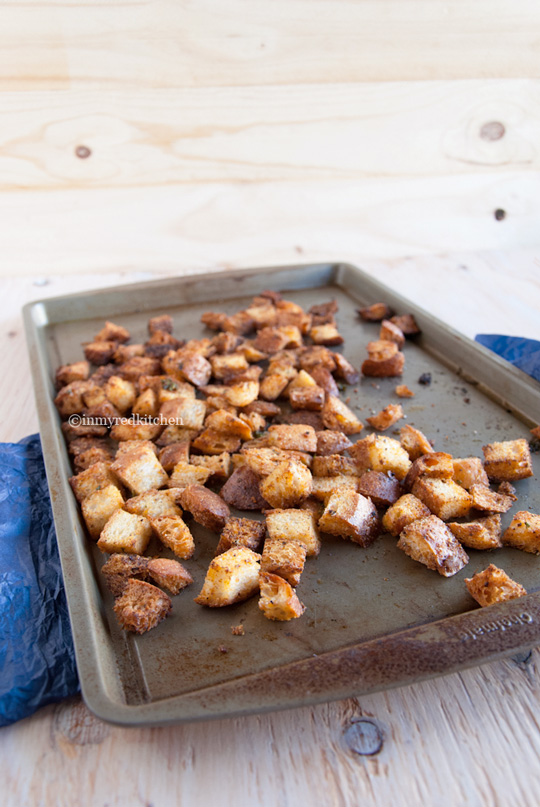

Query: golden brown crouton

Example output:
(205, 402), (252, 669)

(73, 445), (115, 472)
(349, 434), (411, 480)
(357, 471), (402, 507)
(357, 302), (393, 321)
(70, 461), (121, 503)
(465, 564), (527, 607)
(54, 380), (95, 418)
(379, 319), (405, 347)
(502, 511), (540, 554)
(167, 461), (212, 489)
(190, 452), (231, 481)
(95, 321), (130, 344)
(210, 353), (249, 380)
(258, 573), (305, 621)
(124, 488), (182, 520)
(159, 397), (207, 431)
(179, 484), (230, 532)
(452, 457), (490, 490)
(114, 579), (172, 634)
(111, 442), (169, 494)
(308, 366), (339, 398)
(62, 420), (108, 441)
(482, 439), (534, 481)
(260, 539), (307, 587)
(397, 515), (469, 576)
(312, 454), (359, 477)
(311, 475), (360, 502)
(84, 341), (118, 366)
(242, 447), (300, 477)
(389, 314), (421, 336)
(299, 346), (336, 374)
(118, 356), (162, 381)
(101, 553), (150, 595)
(259, 460), (313, 509)
(104, 376), (137, 414)
(395, 384), (415, 398)
(403, 452), (454, 490)
(110, 419), (164, 442)
(224, 380), (260, 407)
(220, 466), (270, 510)
(381, 493), (431, 537)
(148, 314), (174, 335)
(366, 404), (404, 431)
(411, 477), (473, 521)
(113, 344), (146, 364)
(309, 323), (344, 346)
(151, 515), (195, 559)
(158, 441), (190, 472)
(191, 428), (241, 455)
(289, 386), (325, 411)
(315, 430), (353, 456)
(204, 409), (253, 441)
(146, 558), (193, 595)
(321, 396), (363, 435)
(498, 481), (518, 501)
(361, 351), (405, 378)
(447, 515), (502, 550)
(265, 508), (321, 556)
(132, 388), (159, 419)
(267, 424), (317, 452)
(97, 509), (152, 555)
(332, 353), (360, 385)
(81, 484), (125, 540)
(201, 311), (227, 331)
(259, 373), (290, 401)
(194, 547), (261, 607)
(215, 517), (266, 555)
(366, 340), (398, 360)
(469, 484), (514, 513)
(156, 425), (200, 447)
(319, 489), (379, 547)
(55, 360), (90, 389)
(399, 425), (434, 461)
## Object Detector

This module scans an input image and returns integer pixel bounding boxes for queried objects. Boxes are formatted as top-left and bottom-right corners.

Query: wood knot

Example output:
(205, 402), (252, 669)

(53, 697), (110, 747)
(479, 122), (505, 141)
(75, 145), (92, 159)
(343, 718), (384, 756)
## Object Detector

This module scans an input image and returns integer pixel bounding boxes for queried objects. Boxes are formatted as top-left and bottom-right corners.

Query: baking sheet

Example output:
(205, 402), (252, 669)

(23, 263), (540, 725)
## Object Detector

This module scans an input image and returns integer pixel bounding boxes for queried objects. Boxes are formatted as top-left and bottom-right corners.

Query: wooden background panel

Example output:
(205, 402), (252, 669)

(0, 0), (539, 90)
(1, 80), (538, 188)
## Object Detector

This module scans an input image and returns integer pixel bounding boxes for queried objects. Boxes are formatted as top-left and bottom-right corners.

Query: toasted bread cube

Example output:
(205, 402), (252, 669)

(321, 397), (363, 435)
(482, 439), (533, 481)
(168, 461), (211, 489)
(399, 425), (434, 461)
(97, 509), (152, 555)
(259, 572), (305, 621)
(465, 564), (527, 607)
(469, 484), (514, 513)
(70, 461), (121, 503)
(115, 438), (158, 457)
(502, 511), (540, 554)
(242, 447), (296, 477)
(259, 460), (313, 509)
(132, 388), (158, 418)
(148, 314), (173, 335)
(381, 493), (431, 537)
(220, 466), (270, 510)
(101, 553), (150, 595)
(113, 344), (146, 363)
(380, 319), (405, 347)
(286, 369), (317, 393)
(357, 471), (402, 507)
(447, 515), (502, 550)
(315, 430), (353, 456)
(299, 346), (336, 373)
(95, 321), (130, 343)
(319, 489), (379, 547)
(395, 384), (414, 398)
(74, 445), (114, 471)
(310, 323), (344, 346)
(204, 409), (252, 441)
(158, 441), (190, 472)
(201, 311), (227, 331)
(118, 356), (161, 381)
(312, 454), (359, 477)
(191, 428), (241, 455)
(146, 558), (193, 595)
(403, 452), (454, 490)
(113, 579), (171, 634)
(224, 380), (260, 407)
(54, 380), (95, 418)
(452, 457), (490, 490)
(156, 425), (199, 447)
(289, 386), (325, 411)
(412, 477), (473, 521)
(309, 366), (339, 398)
(104, 376), (136, 414)
(362, 352), (405, 378)
(152, 515), (195, 559)
(84, 341), (117, 366)
(332, 353), (359, 385)
(110, 419), (164, 442)
(311, 475), (359, 502)
(260, 539), (307, 587)
(265, 508), (321, 556)
(267, 424), (317, 452)
(124, 488), (182, 520)
(366, 339), (398, 360)
(349, 434), (411, 480)
(215, 517), (266, 555)
(190, 452), (231, 481)
(179, 484), (230, 532)
(366, 404), (404, 431)
(397, 515), (469, 576)
(259, 373), (290, 401)
(160, 397), (206, 431)
(389, 313), (420, 335)
(81, 484), (125, 539)
(111, 443), (168, 494)
(55, 360), (90, 388)
(358, 302), (393, 321)
(210, 353), (249, 380)
(194, 547), (261, 607)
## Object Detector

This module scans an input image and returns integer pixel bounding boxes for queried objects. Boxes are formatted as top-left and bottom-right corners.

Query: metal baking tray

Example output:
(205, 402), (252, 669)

(23, 263), (540, 727)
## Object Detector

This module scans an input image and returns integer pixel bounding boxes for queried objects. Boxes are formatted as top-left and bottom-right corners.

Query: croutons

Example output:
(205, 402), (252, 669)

(357, 302), (393, 321)
(311, 474), (360, 502)
(260, 539), (307, 586)
(259, 460), (313, 509)
(366, 404), (404, 431)
(152, 515), (195, 559)
(124, 488), (182, 520)
(411, 477), (473, 521)
(113, 579), (172, 634)
(158, 441), (190, 472)
(104, 376), (137, 414)
(160, 397), (206, 431)
(220, 466), (270, 510)
(190, 452), (231, 481)
(465, 564), (527, 608)
(179, 484), (230, 532)
(357, 471), (402, 508)
(168, 461), (212, 489)
(101, 553), (150, 595)
(194, 546), (261, 607)
(146, 558), (193, 595)
(361, 351), (405, 378)
(55, 360), (90, 388)
(267, 424), (317, 452)
(349, 434), (411, 480)
(452, 457), (489, 490)
(469, 484), (514, 514)
(447, 515), (502, 550)
(111, 442), (168, 495)
(81, 484), (125, 539)
(482, 439), (534, 481)
(403, 452), (454, 490)
(381, 493), (431, 537)
(266, 508), (321, 557)
(215, 517), (266, 555)
(502, 511), (540, 554)
(258, 573), (305, 621)
(70, 462), (121, 503)
(399, 425), (434, 461)
(321, 397), (363, 435)
(315, 430), (353, 456)
(312, 454), (359, 477)
(319, 489), (379, 547)
(395, 384), (414, 398)
(97, 509), (152, 555)
(397, 515), (469, 576)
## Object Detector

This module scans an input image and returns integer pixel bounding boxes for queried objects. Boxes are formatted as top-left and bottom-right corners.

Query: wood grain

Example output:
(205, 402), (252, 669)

(0, 0), (539, 90)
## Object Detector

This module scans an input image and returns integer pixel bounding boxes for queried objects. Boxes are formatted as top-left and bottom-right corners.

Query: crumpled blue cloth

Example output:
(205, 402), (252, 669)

(0, 434), (79, 727)
(475, 335), (540, 384)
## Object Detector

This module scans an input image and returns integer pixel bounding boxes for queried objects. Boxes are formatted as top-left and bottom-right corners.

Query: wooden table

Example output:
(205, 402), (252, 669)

(1, 249), (540, 807)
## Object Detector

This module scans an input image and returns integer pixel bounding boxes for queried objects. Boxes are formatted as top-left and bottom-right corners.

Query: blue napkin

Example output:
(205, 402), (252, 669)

(0, 435), (79, 727)
(475, 335), (540, 384)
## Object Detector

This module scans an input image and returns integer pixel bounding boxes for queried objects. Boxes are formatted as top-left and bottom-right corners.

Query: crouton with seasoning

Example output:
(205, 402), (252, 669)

(321, 396), (363, 435)
(319, 489), (379, 547)
(101, 553), (150, 595)
(469, 484), (514, 513)
(259, 573), (305, 621)
(266, 508), (321, 557)
(399, 425), (434, 461)
(357, 471), (402, 508)
(81, 484), (125, 540)
(70, 461), (122, 503)
(111, 442), (168, 494)
(110, 418), (164, 443)
(104, 376), (137, 414)
(114, 579), (172, 634)
(349, 434), (411, 480)
(97, 509), (152, 555)
(361, 351), (405, 378)
(309, 323), (344, 346)
(260, 539), (307, 587)
(124, 488), (182, 520)
(84, 341), (118, 366)
(259, 460), (313, 509)
(167, 461), (212, 489)
(132, 388), (159, 419)
(195, 546), (261, 607)
(397, 515), (469, 577)
(267, 424), (317, 452)
(55, 360), (90, 389)
(146, 557), (193, 595)
(452, 457), (489, 490)
(380, 319), (405, 347)
(160, 397), (206, 431)
(190, 452), (231, 481)
(403, 452), (454, 490)
(395, 385), (414, 398)
(152, 515), (195, 559)
(312, 454), (359, 477)
(357, 302), (393, 321)
(192, 428), (241, 455)
(179, 484), (230, 532)
(315, 430), (353, 456)
(448, 515), (502, 550)
(332, 353), (359, 385)
(158, 441), (190, 472)
(502, 511), (540, 554)
(389, 314), (421, 336)
(465, 564), (527, 608)
(311, 474), (360, 502)
(215, 517), (266, 555)
(482, 439), (534, 482)
(411, 477), (473, 521)
(381, 493), (431, 537)
(366, 404), (404, 431)
(221, 466), (270, 510)
(55, 380), (95, 418)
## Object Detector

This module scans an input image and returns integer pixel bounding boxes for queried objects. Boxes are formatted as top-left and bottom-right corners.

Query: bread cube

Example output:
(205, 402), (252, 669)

(361, 352), (405, 378)
(260, 539), (307, 587)
(94, 320), (130, 343)
(259, 573), (306, 621)
(70, 461), (121, 503)
(210, 353), (249, 380)
(381, 493), (431, 537)
(111, 442), (168, 494)
(101, 553), (150, 595)
(315, 430), (353, 456)
(311, 475), (359, 502)
(482, 438), (533, 481)
(286, 369), (317, 394)
(215, 517), (266, 555)
(395, 384), (414, 398)
(267, 424), (317, 452)
(289, 386), (325, 411)
(167, 461), (211, 489)
(110, 419), (164, 442)
(452, 457), (489, 490)
(190, 452), (231, 481)
(158, 441), (190, 472)
(319, 489), (379, 547)
(224, 380), (260, 407)
(404, 452), (454, 490)
(465, 564), (527, 607)
(366, 404), (404, 431)
(179, 484), (230, 532)
(469, 484), (514, 513)
(54, 380), (95, 418)
(502, 511), (540, 553)
(349, 434), (411, 480)
(81, 484), (125, 539)
(84, 341), (117, 366)
(97, 509), (152, 555)
(399, 425), (434, 461)
(380, 319), (405, 347)
(204, 409), (253, 441)
(332, 353), (359, 385)
(118, 356), (161, 381)
(412, 477), (473, 521)
(157, 425), (200, 447)
(358, 302), (393, 321)
(104, 376), (137, 414)
(73, 445), (114, 471)
(146, 558), (193, 595)
(309, 366), (340, 397)
(357, 471), (402, 507)
(194, 546), (261, 607)
(220, 466), (270, 510)
(312, 454), (359, 477)
(55, 360), (90, 389)
(397, 515), (469, 576)
(222, 311), (256, 336)
(310, 323), (343, 346)
(367, 340), (398, 360)
(160, 397), (206, 431)
(152, 515), (195, 559)
(266, 508), (321, 556)
(113, 579), (172, 634)
(447, 514), (502, 550)
(259, 460), (313, 509)
(132, 388), (158, 419)
(124, 488), (182, 520)
(242, 447), (295, 477)
(321, 397), (363, 435)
